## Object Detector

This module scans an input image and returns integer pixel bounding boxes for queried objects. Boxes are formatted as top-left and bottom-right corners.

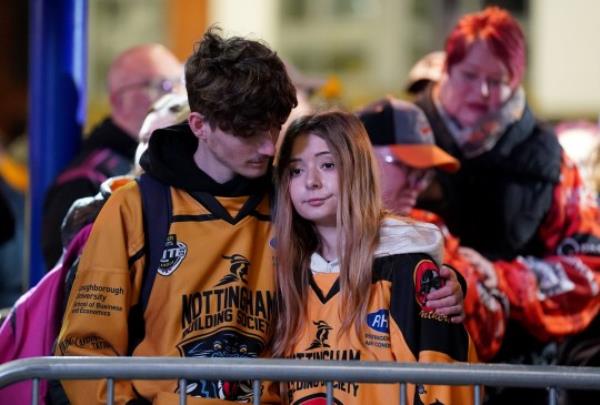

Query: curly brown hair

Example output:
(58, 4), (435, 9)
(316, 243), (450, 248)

(185, 27), (298, 138)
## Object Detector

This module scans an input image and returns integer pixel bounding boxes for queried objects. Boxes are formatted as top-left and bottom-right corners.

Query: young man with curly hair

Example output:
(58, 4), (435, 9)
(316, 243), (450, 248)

(55, 29), (297, 404)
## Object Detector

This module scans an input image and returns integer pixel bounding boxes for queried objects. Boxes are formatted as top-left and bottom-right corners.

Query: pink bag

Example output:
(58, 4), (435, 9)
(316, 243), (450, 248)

(0, 223), (93, 404)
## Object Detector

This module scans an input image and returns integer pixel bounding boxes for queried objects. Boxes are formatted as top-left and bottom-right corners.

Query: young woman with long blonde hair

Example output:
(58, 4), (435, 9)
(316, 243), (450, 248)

(272, 110), (475, 404)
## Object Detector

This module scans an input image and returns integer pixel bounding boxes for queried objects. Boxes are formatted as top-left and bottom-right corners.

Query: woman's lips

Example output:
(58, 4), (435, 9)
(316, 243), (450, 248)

(466, 102), (488, 113)
(305, 196), (331, 207)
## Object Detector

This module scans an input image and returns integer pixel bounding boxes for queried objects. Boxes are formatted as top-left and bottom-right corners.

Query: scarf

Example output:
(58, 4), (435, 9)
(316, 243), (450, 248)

(434, 87), (526, 158)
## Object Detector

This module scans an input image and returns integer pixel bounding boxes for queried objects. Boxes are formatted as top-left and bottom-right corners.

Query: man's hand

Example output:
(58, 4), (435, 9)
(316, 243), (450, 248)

(426, 265), (465, 323)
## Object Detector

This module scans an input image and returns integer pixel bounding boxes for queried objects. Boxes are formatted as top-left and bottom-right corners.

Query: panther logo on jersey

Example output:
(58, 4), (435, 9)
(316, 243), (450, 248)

(306, 320), (333, 350)
(177, 329), (264, 400)
(157, 234), (187, 276)
(215, 254), (250, 286)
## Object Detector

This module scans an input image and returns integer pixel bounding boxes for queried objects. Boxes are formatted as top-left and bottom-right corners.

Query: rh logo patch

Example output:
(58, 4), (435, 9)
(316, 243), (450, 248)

(367, 309), (390, 333)
(158, 234), (187, 276)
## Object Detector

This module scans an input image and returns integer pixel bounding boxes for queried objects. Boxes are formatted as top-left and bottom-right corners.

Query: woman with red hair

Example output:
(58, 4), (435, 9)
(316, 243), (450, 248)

(415, 6), (600, 405)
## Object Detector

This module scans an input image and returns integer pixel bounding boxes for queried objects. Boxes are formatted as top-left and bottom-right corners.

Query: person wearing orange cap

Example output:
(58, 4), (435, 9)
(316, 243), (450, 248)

(414, 7), (600, 404)
(358, 97), (508, 362)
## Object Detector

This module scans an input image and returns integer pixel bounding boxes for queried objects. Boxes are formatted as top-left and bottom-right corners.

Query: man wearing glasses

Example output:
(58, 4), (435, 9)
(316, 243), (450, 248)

(42, 44), (183, 270)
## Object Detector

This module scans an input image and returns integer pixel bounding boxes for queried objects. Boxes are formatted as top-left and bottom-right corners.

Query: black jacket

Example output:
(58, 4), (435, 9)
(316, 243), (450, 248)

(41, 118), (136, 269)
(140, 122), (271, 196)
(416, 86), (562, 260)
(0, 189), (14, 245)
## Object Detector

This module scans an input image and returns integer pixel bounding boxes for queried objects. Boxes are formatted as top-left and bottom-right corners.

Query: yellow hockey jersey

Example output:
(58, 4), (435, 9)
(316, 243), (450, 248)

(285, 218), (476, 405)
(55, 180), (276, 405)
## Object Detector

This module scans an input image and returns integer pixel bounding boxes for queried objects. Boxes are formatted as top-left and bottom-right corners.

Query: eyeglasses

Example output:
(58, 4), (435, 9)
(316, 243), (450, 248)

(455, 69), (512, 97)
(115, 77), (184, 99)
(381, 154), (435, 189)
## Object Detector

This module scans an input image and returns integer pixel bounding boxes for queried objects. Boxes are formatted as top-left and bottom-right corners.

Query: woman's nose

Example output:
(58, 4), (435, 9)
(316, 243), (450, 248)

(306, 167), (321, 189)
(480, 79), (490, 98)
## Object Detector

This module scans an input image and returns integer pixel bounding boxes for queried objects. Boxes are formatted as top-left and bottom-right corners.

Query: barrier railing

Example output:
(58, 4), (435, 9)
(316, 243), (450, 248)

(2, 357), (600, 405)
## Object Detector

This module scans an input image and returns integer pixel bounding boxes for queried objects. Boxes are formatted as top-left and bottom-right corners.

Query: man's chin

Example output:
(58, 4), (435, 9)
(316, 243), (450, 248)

(240, 164), (269, 178)
(383, 196), (414, 216)
(383, 204), (410, 216)
(396, 207), (412, 216)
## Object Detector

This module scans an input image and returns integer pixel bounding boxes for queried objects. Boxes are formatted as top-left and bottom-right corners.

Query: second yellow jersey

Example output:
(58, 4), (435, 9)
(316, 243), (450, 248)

(286, 252), (477, 405)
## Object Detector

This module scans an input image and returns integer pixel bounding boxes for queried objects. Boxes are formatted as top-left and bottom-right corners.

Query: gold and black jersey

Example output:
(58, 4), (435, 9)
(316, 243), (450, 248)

(56, 181), (276, 405)
(287, 253), (477, 405)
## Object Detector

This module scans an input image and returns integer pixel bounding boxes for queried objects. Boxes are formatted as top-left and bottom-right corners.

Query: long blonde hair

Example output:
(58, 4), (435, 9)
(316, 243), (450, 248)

(271, 110), (383, 357)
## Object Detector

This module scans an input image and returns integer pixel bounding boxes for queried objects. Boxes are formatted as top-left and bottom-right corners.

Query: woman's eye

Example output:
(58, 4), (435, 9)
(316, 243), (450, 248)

(289, 167), (302, 177)
(322, 162), (335, 170)
(488, 78), (502, 87)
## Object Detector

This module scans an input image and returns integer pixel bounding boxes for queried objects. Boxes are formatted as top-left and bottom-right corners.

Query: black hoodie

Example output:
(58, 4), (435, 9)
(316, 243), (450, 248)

(140, 122), (272, 198)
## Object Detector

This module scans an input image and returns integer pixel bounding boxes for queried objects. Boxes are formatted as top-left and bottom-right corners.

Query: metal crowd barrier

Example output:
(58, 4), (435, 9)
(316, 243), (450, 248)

(2, 357), (600, 405)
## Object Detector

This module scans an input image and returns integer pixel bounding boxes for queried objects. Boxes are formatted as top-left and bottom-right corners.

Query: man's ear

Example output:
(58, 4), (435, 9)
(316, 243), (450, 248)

(109, 91), (124, 116)
(188, 112), (207, 141)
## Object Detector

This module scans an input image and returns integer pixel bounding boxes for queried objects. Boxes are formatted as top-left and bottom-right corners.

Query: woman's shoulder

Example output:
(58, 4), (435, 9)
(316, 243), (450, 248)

(374, 215), (444, 265)
(372, 216), (444, 286)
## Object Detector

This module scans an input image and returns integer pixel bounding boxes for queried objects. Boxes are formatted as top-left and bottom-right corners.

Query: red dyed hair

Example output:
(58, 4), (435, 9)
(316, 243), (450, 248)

(445, 7), (526, 86)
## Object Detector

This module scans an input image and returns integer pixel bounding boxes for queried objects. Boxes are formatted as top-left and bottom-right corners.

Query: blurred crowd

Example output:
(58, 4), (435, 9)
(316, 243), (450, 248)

(1, 6), (600, 405)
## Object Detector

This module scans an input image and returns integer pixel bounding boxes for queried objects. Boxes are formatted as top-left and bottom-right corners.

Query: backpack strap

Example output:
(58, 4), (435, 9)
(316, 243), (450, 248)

(127, 174), (171, 354)
(137, 173), (172, 311)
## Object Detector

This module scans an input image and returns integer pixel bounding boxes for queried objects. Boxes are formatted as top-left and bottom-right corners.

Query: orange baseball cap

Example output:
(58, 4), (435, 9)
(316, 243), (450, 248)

(357, 97), (460, 172)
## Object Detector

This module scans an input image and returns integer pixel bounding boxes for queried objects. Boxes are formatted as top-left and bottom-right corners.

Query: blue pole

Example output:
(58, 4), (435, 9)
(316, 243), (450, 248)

(28, 0), (88, 286)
